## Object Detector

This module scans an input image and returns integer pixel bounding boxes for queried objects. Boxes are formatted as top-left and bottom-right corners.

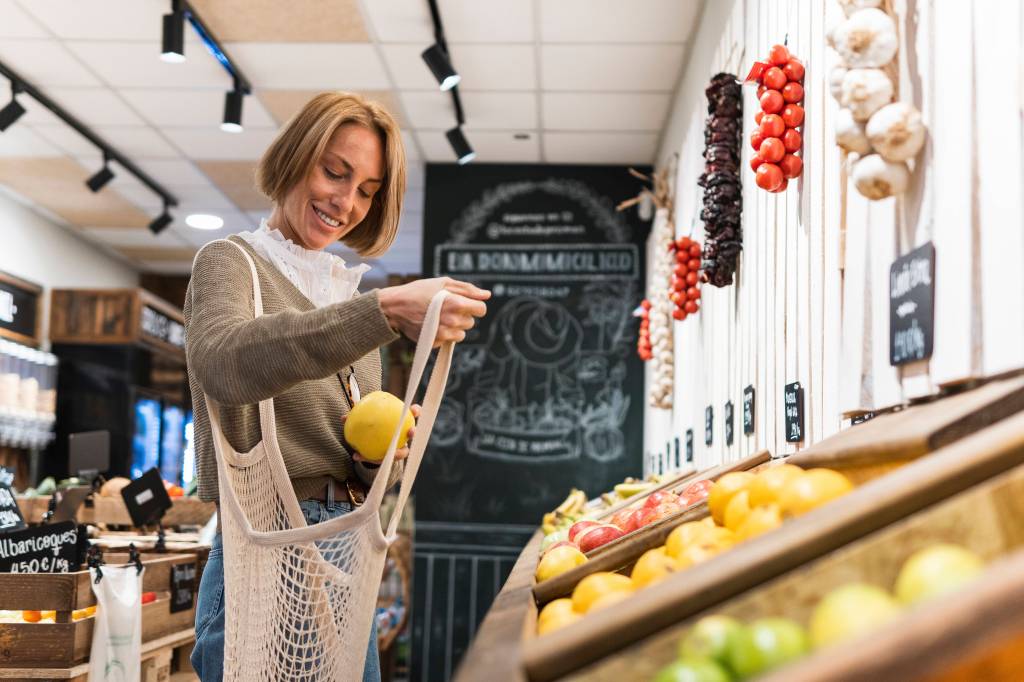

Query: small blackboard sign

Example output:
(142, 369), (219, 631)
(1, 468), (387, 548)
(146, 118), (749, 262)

(0, 467), (14, 487)
(724, 401), (734, 446)
(743, 386), (755, 435)
(120, 468), (172, 528)
(0, 271), (41, 345)
(685, 429), (694, 463)
(674, 437), (680, 470)
(0, 485), (25, 532)
(704, 406), (714, 446)
(784, 382), (805, 442)
(851, 412), (876, 425)
(0, 520), (82, 573)
(170, 561), (197, 613)
(890, 242), (935, 366)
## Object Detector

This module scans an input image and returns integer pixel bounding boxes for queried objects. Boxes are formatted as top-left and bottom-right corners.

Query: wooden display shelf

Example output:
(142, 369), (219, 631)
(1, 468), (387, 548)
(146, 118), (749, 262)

(574, 455), (1024, 681)
(0, 553), (197, 669)
(15, 496), (215, 528)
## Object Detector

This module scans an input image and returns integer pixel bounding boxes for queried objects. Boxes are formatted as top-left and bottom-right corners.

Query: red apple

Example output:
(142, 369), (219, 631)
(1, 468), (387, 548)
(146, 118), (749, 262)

(575, 524), (626, 553)
(683, 479), (714, 498)
(568, 520), (600, 544)
(638, 502), (682, 528)
(643, 490), (681, 510)
(622, 508), (646, 533)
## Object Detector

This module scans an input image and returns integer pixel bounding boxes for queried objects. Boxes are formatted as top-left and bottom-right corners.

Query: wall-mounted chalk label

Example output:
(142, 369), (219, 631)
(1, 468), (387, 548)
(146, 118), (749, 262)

(704, 406), (713, 446)
(784, 382), (804, 443)
(685, 429), (694, 462)
(743, 386), (755, 435)
(725, 401), (734, 446)
(890, 242), (935, 366)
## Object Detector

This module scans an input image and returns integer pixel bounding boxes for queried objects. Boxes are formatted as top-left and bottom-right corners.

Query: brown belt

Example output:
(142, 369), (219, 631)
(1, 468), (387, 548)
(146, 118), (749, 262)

(305, 478), (365, 507)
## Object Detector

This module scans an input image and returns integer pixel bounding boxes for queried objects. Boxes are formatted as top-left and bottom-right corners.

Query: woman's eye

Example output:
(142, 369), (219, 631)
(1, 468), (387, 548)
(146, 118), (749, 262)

(359, 188), (371, 199)
(324, 166), (344, 180)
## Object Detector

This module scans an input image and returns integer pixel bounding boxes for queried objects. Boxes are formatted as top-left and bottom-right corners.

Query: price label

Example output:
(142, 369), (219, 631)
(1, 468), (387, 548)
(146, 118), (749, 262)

(705, 406), (714, 446)
(784, 382), (805, 443)
(170, 562), (197, 613)
(121, 468), (172, 528)
(0, 521), (84, 573)
(724, 401), (734, 446)
(743, 386), (755, 435)
(685, 429), (694, 463)
(0, 485), (25, 533)
(852, 412), (876, 425)
(674, 437), (680, 469)
(890, 242), (935, 366)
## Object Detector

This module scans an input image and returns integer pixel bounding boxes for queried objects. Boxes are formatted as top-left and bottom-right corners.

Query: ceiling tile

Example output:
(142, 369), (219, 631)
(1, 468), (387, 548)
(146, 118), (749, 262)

(539, 0), (701, 43)
(134, 158), (213, 186)
(120, 88), (277, 129)
(0, 40), (102, 86)
(82, 226), (190, 249)
(18, 0), (163, 40)
(160, 127), (279, 160)
(195, 160), (272, 211)
(30, 125), (97, 157)
(93, 125), (180, 159)
(257, 89), (405, 127)
(416, 129), (540, 163)
(0, 126), (64, 157)
(226, 43), (390, 90)
(167, 183), (238, 212)
(64, 40), (232, 89)
(0, 157), (152, 227)
(543, 93), (671, 131)
(189, 0), (369, 42)
(0, 83), (62, 126)
(170, 207), (253, 247)
(360, 0), (431, 43)
(542, 44), (686, 92)
(42, 87), (147, 126)
(104, 176), (164, 211)
(437, 0), (534, 42)
(402, 92), (536, 130)
(0, 0), (47, 38)
(543, 131), (658, 165)
(118, 246), (198, 262)
(381, 44), (536, 91)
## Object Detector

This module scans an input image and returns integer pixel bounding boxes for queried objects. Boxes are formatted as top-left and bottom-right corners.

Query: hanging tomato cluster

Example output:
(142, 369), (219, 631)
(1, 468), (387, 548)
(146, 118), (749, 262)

(748, 44), (805, 193)
(670, 236), (702, 321)
(637, 300), (653, 361)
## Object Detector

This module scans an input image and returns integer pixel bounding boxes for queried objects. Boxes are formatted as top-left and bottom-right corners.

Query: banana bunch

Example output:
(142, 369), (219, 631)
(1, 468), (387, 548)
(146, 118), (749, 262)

(541, 488), (588, 535)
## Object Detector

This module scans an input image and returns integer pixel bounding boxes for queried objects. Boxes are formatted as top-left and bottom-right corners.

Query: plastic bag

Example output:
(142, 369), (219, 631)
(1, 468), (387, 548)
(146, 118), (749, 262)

(89, 564), (144, 682)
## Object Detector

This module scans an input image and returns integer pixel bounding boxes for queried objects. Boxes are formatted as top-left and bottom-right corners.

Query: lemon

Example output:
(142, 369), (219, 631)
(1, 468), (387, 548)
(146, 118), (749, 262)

(631, 547), (679, 589)
(779, 469), (853, 517)
(666, 521), (712, 559)
(748, 464), (805, 507)
(809, 583), (901, 648)
(535, 544), (587, 582)
(537, 598), (580, 635)
(894, 544), (984, 606)
(735, 504), (783, 541)
(343, 391), (415, 462)
(723, 489), (752, 532)
(708, 472), (756, 525)
(571, 572), (633, 614)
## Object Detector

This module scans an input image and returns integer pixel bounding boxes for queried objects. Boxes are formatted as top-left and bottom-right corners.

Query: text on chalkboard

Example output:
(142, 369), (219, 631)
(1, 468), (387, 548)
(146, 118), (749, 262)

(0, 521), (82, 573)
(705, 406), (714, 446)
(725, 401), (734, 446)
(170, 562), (197, 613)
(685, 429), (694, 463)
(743, 386), (755, 435)
(0, 485), (25, 532)
(784, 382), (804, 442)
(889, 242), (935, 366)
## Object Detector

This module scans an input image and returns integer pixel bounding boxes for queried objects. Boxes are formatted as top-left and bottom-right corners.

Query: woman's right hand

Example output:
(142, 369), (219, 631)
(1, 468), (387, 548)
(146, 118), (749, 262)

(378, 277), (491, 346)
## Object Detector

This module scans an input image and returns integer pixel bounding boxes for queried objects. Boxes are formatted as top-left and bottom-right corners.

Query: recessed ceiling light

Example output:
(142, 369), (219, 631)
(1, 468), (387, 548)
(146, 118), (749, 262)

(186, 213), (224, 230)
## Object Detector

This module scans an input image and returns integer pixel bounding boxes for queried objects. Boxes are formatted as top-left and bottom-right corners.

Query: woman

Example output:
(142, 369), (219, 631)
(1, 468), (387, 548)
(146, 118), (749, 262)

(185, 92), (489, 681)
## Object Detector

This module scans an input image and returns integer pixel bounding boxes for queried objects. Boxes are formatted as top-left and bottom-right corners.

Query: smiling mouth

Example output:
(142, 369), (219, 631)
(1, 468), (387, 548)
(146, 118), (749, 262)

(313, 205), (341, 228)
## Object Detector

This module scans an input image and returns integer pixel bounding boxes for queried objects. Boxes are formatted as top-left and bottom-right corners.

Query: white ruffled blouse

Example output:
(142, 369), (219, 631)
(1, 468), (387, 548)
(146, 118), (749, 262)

(236, 219), (371, 309)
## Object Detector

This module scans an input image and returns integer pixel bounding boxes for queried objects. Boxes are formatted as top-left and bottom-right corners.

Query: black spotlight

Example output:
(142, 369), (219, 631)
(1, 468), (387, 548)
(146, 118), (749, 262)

(149, 208), (173, 235)
(446, 126), (475, 165)
(0, 95), (25, 132)
(221, 89), (243, 133)
(161, 11), (185, 63)
(85, 158), (115, 193)
(421, 43), (460, 91)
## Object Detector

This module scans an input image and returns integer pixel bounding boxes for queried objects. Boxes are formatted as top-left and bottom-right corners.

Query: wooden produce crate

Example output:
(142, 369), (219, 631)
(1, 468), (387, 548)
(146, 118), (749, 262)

(92, 534), (212, 588)
(14, 497), (50, 525)
(0, 552), (198, 669)
(80, 496), (215, 528)
(573, 452), (1024, 681)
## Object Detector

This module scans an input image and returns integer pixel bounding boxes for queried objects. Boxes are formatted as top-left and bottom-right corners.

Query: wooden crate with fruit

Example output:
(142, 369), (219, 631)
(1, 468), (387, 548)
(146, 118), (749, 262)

(0, 552), (198, 668)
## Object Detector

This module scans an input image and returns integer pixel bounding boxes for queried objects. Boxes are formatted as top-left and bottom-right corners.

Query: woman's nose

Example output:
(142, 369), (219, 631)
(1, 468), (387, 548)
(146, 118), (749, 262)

(330, 185), (356, 218)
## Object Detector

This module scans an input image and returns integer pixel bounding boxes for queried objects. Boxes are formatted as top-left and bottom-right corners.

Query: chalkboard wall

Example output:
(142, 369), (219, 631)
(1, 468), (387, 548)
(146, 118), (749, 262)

(420, 163), (650, 525)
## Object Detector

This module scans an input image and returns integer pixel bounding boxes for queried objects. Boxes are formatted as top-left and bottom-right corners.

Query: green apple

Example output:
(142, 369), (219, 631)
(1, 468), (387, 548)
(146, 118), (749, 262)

(652, 657), (733, 682)
(681, 615), (743, 665)
(726, 618), (808, 678)
(894, 544), (984, 606)
(809, 583), (902, 649)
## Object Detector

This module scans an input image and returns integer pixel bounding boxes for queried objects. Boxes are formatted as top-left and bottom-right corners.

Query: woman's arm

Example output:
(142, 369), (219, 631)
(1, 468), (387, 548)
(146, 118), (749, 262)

(186, 240), (398, 406)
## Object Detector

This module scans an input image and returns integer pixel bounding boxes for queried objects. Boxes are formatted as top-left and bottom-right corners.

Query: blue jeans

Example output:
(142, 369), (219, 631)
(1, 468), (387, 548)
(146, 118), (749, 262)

(191, 500), (381, 681)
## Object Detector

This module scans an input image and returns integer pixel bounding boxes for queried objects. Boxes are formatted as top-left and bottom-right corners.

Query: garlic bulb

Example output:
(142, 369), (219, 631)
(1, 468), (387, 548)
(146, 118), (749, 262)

(835, 108), (872, 154)
(832, 8), (898, 68)
(866, 102), (926, 161)
(852, 154), (910, 199)
(841, 68), (894, 121)
(838, 0), (883, 17)
(828, 64), (847, 102)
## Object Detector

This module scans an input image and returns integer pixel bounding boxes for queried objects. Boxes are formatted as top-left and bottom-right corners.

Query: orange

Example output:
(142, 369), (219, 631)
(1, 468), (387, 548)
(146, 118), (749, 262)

(748, 464), (805, 507)
(537, 598), (581, 635)
(723, 490), (752, 532)
(571, 572), (633, 613)
(588, 589), (633, 612)
(665, 521), (712, 558)
(631, 547), (679, 589)
(779, 469), (853, 517)
(708, 472), (756, 525)
(735, 504), (783, 541)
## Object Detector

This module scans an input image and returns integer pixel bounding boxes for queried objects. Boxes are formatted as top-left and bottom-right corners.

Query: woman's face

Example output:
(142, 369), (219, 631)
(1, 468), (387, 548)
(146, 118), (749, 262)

(272, 122), (385, 251)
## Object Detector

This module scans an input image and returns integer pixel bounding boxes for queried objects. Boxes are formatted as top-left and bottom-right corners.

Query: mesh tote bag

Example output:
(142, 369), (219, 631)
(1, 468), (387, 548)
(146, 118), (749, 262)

(204, 241), (454, 680)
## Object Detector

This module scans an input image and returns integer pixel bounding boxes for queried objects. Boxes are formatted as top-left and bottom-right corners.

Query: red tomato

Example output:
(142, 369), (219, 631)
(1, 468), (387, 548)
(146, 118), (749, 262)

(688, 243), (701, 257)
(141, 592), (157, 605)
(781, 103), (805, 128)
(779, 153), (803, 179)
(686, 287), (701, 300)
(757, 84), (767, 98)
(783, 59), (805, 82)
(782, 81), (804, 103)
(684, 300), (699, 314)
(687, 258), (701, 271)
(770, 177), (789, 193)
(641, 299), (651, 310)
(759, 137), (785, 163)
(754, 111), (764, 125)
(672, 277), (686, 292)
(750, 154), (765, 172)
(671, 308), (685, 321)
(782, 128), (803, 152)
(763, 66), (786, 90)
(769, 44), (790, 66)
(685, 271), (699, 286)
(673, 263), (688, 278)
(755, 163), (784, 191)
(759, 89), (784, 114)
(676, 236), (692, 250)
(676, 249), (690, 263)
(671, 291), (685, 305)
(759, 114), (785, 138)
(750, 129), (765, 152)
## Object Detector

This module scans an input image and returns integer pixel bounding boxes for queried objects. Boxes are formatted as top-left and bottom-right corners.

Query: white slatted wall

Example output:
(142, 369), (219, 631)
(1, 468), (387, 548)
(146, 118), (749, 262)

(646, 0), (1024, 468)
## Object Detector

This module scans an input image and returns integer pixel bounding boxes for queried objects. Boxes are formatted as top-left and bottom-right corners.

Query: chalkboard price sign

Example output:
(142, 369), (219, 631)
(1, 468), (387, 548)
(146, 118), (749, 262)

(0, 485), (25, 532)
(784, 382), (804, 443)
(170, 561), (197, 613)
(724, 401), (734, 446)
(0, 521), (83, 573)
(705, 406), (714, 446)
(742, 386), (755, 435)
(889, 242), (935, 366)
(685, 429), (694, 463)
(852, 412), (876, 425)
(0, 467), (14, 487)
(674, 437), (680, 470)
(121, 468), (172, 527)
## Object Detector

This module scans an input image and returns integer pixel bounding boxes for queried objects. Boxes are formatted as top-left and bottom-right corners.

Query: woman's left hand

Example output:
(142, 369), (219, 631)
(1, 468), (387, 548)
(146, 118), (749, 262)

(345, 404), (421, 463)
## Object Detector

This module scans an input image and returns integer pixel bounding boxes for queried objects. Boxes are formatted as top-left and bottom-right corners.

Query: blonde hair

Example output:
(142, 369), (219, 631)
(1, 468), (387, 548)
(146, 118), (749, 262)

(256, 92), (406, 257)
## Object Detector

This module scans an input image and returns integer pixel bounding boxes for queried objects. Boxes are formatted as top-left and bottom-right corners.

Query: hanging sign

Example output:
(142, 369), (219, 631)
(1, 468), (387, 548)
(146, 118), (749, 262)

(121, 468), (172, 528)
(0, 485), (25, 533)
(685, 429), (694, 463)
(140, 305), (186, 351)
(724, 401), (734, 446)
(784, 382), (804, 443)
(705, 406), (714, 446)
(852, 412), (876, 425)
(0, 521), (83, 573)
(743, 385), (755, 435)
(170, 561), (197, 613)
(889, 242), (935, 366)
(0, 271), (41, 346)
(673, 436), (680, 470)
